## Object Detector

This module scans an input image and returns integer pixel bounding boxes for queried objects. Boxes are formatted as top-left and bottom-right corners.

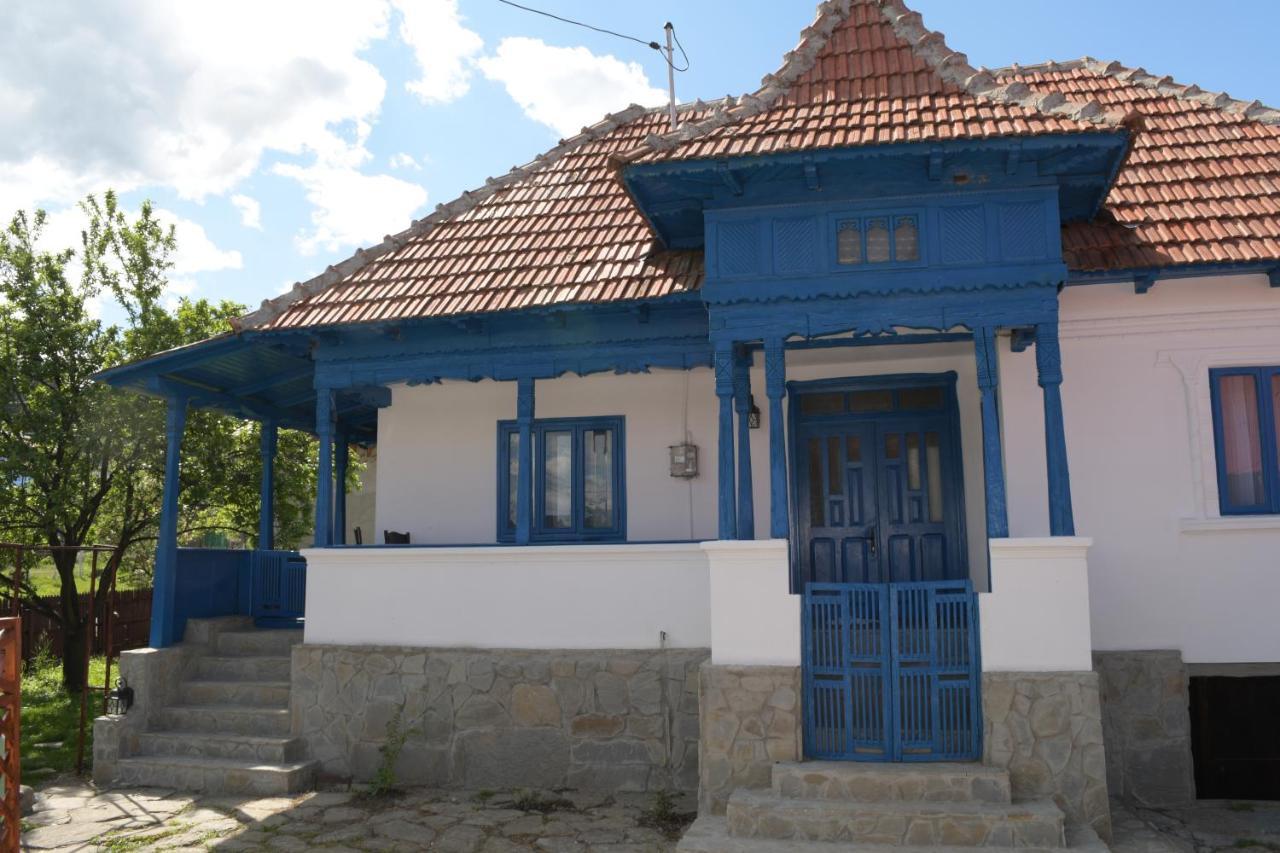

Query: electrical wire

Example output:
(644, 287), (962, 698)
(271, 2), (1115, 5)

(494, 0), (689, 71)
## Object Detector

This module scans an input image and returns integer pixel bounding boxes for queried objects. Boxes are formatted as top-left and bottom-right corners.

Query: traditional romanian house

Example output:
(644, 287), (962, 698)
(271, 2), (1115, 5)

(94, 0), (1280, 848)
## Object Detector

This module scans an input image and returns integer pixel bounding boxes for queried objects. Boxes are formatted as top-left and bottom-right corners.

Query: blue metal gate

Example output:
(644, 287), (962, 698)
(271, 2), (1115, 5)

(250, 550), (307, 627)
(802, 579), (981, 762)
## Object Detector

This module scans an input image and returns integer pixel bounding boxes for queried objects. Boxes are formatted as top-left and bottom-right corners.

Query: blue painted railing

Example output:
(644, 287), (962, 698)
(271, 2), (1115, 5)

(162, 548), (306, 646)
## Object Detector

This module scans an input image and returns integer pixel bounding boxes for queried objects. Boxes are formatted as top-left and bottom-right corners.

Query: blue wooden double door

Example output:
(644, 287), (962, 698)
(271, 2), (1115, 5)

(793, 376), (980, 761)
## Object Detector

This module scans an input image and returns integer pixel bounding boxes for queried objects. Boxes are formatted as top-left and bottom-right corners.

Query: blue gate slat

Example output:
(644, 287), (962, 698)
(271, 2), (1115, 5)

(250, 550), (307, 623)
(803, 579), (980, 763)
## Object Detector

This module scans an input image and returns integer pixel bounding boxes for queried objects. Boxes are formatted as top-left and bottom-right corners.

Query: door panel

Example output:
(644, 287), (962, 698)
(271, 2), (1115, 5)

(797, 425), (879, 585)
(876, 421), (957, 583)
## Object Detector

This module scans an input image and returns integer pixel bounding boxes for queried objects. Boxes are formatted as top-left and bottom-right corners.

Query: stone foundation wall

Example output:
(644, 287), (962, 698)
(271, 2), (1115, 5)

(983, 671), (1111, 840)
(291, 645), (708, 792)
(1093, 650), (1195, 807)
(697, 664), (802, 815)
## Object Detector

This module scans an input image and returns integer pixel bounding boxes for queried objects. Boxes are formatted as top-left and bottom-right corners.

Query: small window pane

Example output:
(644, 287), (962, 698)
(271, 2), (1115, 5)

(906, 433), (921, 491)
(1218, 375), (1265, 508)
(894, 216), (919, 261)
(836, 220), (862, 265)
(800, 392), (845, 415)
(827, 437), (843, 495)
(925, 432), (943, 522)
(808, 438), (825, 526)
(846, 435), (861, 463)
(543, 430), (573, 529)
(866, 218), (890, 263)
(583, 428), (614, 529)
(884, 433), (901, 460)
(850, 390), (893, 412)
(899, 386), (944, 410)
(507, 432), (519, 528)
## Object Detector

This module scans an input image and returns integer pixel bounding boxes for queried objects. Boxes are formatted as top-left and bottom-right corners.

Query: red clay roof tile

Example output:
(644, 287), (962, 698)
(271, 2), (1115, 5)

(235, 1), (1280, 332)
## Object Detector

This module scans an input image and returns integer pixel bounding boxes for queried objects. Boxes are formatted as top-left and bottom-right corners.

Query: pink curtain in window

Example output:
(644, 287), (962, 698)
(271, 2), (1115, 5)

(1220, 375), (1262, 504)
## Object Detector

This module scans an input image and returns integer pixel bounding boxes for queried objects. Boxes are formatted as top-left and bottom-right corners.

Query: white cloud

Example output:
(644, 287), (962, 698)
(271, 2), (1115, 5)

(272, 163), (428, 255)
(156, 210), (242, 275)
(394, 0), (484, 104)
(0, 1), (391, 210)
(230, 194), (262, 230)
(389, 152), (421, 171)
(478, 38), (666, 137)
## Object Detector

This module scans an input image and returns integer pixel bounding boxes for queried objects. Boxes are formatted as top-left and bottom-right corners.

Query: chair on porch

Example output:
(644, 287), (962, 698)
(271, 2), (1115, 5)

(383, 530), (410, 544)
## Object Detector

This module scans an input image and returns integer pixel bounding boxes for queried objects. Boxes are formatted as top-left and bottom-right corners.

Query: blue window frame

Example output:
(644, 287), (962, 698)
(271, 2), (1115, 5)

(1209, 367), (1280, 515)
(497, 416), (626, 542)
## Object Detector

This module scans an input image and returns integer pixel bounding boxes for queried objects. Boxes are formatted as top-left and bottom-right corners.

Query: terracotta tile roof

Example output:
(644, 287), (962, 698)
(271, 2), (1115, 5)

(236, 1), (1280, 332)
(616, 0), (1122, 166)
(995, 59), (1280, 272)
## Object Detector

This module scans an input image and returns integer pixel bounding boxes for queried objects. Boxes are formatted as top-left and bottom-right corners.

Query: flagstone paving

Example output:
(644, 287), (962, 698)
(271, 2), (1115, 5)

(21, 781), (692, 852)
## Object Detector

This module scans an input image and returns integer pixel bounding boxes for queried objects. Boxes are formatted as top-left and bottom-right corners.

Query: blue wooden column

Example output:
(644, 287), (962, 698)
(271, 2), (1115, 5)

(515, 377), (535, 545)
(764, 337), (790, 539)
(258, 420), (277, 550)
(1035, 322), (1076, 536)
(333, 431), (349, 545)
(974, 327), (1009, 538)
(150, 394), (188, 648)
(733, 350), (755, 539)
(313, 390), (334, 547)
(715, 343), (738, 539)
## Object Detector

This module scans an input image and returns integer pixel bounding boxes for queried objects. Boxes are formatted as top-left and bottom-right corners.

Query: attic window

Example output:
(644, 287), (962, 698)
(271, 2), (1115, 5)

(866, 218), (891, 263)
(835, 212), (923, 267)
(895, 216), (920, 261)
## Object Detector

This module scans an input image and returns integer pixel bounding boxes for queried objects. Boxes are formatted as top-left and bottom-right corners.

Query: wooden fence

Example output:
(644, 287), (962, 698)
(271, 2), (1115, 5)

(0, 590), (151, 664)
(0, 617), (20, 851)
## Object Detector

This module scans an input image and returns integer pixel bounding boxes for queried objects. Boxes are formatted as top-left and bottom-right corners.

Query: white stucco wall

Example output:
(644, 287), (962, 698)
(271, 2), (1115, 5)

(302, 543), (710, 648)
(705, 539), (799, 666)
(1001, 273), (1280, 663)
(375, 342), (989, 587)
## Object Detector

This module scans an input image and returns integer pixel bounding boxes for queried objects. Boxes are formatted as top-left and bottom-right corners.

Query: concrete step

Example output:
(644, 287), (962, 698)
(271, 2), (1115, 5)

(111, 755), (316, 796)
(179, 680), (291, 708)
(679, 816), (1098, 853)
(135, 731), (305, 764)
(725, 790), (1065, 847)
(195, 654), (292, 682)
(772, 761), (1012, 804)
(214, 629), (303, 657)
(157, 704), (291, 737)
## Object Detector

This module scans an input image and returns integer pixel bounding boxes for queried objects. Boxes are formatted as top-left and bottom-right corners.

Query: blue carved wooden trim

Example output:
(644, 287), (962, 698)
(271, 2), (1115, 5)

(973, 328), (1009, 541)
(150, 394), (189, 648)
(497, 415), (626, 543)
(1034, 323), (1075, 536)
(715, 344), (738, 540)
(313, 390), (334, 547)
(734, 350), (755, 539)
(708, 283), (1059, 347)
(1209, 366), (1280, 516)
(515, 378), (535, 545)
(765, 337), (790, 539)
(333, 432), (349, 546)
(258, 421), (277, 550)
(802, 580), (982, 762)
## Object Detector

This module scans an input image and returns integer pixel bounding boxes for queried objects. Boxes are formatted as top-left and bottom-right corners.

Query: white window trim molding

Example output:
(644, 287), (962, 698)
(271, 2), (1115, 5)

(1157, 344), (1280, 532)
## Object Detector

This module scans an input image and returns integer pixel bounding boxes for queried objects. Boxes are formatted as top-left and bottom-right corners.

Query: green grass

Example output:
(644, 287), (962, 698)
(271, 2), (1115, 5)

(20, 556), (148, 597)
(22, 645), (111, 779)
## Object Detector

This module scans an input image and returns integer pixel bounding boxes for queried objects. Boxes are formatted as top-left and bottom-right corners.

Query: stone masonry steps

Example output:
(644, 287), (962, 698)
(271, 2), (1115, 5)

(108, 621), (316, 795)
(111, 755), (315, 796)
(771, 761), (1013, 804)
(677, 761), (1095, 853)
(679, 818), (1109, 853)
(135, 731), (305, 763)
(195, 654), (292, 681)
(725, 789), (1065, 847)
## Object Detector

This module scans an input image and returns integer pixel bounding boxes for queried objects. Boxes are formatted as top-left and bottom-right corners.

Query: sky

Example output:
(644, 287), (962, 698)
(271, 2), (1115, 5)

(2, 0), (1275, 324)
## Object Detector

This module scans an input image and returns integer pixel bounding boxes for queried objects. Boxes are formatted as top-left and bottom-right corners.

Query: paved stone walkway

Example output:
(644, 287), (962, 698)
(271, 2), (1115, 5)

(1111, 800), (1280, 853)
(22, 781), (692, 852)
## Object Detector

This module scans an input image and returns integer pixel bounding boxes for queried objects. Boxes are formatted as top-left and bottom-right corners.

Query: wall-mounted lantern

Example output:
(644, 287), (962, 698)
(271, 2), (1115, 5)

(669, 443), (699, 478)
(106, 677), (134, 716)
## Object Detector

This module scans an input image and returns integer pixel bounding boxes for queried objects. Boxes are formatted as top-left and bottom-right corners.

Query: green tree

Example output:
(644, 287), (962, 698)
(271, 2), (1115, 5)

(0, 193), (320, 689)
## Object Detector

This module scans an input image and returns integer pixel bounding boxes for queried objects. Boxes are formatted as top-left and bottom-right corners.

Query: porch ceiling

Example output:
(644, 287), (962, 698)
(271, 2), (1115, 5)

(93, 333), (379, 442)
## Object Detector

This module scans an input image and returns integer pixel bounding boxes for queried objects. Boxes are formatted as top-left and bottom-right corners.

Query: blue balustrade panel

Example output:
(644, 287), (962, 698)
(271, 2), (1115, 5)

(802, 579), (981, 762)
(251, 550), (307, 626)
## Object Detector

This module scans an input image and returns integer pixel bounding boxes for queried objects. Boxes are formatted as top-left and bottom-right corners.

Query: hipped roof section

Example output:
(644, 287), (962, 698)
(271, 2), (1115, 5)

(235, 0), (1278, 333)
